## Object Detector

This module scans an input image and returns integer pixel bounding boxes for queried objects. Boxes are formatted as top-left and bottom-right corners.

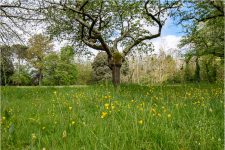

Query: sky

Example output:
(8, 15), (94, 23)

(84, 17), (185, 57)
(150, 17), (184, 56)
(27, 15), (185, 58)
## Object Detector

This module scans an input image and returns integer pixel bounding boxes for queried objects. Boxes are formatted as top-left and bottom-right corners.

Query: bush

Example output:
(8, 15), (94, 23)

(10, 67), (32, 85)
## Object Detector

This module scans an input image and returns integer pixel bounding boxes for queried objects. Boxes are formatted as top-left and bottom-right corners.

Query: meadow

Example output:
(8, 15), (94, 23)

(1, 84), (224, 150)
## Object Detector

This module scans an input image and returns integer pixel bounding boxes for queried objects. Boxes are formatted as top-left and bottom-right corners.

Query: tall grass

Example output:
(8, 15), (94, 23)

(1, 83), (224, 149)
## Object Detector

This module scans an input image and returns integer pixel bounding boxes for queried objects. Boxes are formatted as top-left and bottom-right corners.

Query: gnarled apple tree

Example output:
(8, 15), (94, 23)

(43, 0), (178, 86)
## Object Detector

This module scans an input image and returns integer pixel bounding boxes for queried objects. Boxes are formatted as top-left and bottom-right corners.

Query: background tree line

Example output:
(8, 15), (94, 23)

(0, 0), (224, 86)
(1, 34), (81, 86)
(1, 34), (223, 86)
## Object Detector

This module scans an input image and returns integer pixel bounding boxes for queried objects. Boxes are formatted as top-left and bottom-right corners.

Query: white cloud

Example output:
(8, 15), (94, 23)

(151, 35), (181, 55)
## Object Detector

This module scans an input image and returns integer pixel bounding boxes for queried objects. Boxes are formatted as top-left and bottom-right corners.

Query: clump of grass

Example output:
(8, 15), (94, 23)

(1, 84), (224, 149)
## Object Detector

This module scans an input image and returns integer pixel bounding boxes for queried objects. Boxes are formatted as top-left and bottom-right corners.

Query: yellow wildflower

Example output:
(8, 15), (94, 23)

(111, 104), (115, 110)
(101, 112), (107, 119)
(209, 108), (213, 112)
(167, 114), (172, 118)
(139, 108), (144, 111)
(138, 120), (143, 125)
(32, 133), (37, 140)
(62, 130), (67, 138)
(104, 103), (110, 109)
(71, 121), (75, 125)
(150, 108), (156, 113)
(128, 104), (131, 108)
(69, 107), (72, 111)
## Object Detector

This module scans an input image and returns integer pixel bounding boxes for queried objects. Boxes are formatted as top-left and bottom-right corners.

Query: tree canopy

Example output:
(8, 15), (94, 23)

(41, 0), (179, 86)
(26, 34), (53, 85)
(174, 0), (224, 58)
(0, 0), (224, 86)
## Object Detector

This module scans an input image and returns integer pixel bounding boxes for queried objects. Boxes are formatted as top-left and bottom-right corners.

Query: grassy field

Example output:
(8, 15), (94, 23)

(1, 84), (224, 150)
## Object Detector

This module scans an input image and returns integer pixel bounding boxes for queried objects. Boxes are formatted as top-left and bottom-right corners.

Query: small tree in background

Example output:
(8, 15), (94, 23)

(76, 63), (92, 85)
(42, 46), (77, 85)
(60, 46), (75, 63)
(26, 34), (53, 85)
(0, 45), (14, 85)
(10, 65), (32, 85)
(92, 52), (128, 83)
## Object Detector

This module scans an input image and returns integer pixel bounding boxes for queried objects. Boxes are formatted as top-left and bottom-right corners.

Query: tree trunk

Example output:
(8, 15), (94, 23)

(108, 52), (123, 87)
(112, 64), (121, 87)
(18, 58), (20, 75)
(205, 63), (210, 82)
(2, 64), (7, 86)
(38, 69), (43, 86)
(194, 57), (200, 82)
(137, 57), (139, 84)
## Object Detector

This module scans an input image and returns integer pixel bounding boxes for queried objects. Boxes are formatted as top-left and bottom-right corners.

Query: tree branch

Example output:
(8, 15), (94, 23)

(197, 14), (224, 22)
(60, 3), (112, 57)
(123, 34), (160, 57)
(122, 0), (163, 57)
(79, 0), (89, 11)
(208, 0), (224, 14)
(113, 30), (130, 50)
(145, 0), (162, 33)
(82, 39), (104, 50)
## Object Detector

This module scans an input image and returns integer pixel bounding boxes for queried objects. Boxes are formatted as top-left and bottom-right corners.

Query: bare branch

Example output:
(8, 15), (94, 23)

(208, 0), (224, 14)
(123, 34), (160, 57)
(113, 30), (130, 50)
(82, 39), (104, 50)
(144, 0), (162, 33)
(197, 14), (224, 22)
(79, 0), (89, 11)
(122, 0), (163, 57)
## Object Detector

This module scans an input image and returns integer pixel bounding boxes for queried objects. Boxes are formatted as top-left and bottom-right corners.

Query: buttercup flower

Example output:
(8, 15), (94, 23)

(101, 112), (107, 119)
(32, 133), (37, 140)
(111, 104), (115, 110)
(62, 130), (67, 138)
(104, 103), (110, 109)
(71, 121), (75, 125)
(138, 120), (143, 125)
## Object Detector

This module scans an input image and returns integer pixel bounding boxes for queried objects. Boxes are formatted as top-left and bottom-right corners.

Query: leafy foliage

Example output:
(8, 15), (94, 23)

(0, 45), (14, 85)
(76, 63), (92, 85)
(176, 1), (224, 58)
(42, 49), (77, 85)
(92, 52), (129, 83)
(10, 66), (32, 85)
(26, 34), (53, 85)
(42, 0), (179, 85)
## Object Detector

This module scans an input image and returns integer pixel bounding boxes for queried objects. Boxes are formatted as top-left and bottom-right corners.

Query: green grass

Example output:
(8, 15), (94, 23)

(1, 83), (224, 150)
